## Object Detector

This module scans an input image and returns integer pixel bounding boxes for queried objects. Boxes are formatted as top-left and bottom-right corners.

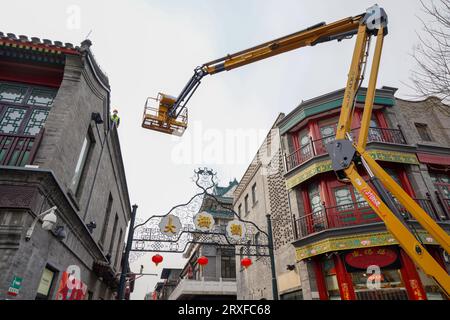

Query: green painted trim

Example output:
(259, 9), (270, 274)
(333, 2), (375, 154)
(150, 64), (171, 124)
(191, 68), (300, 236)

(285, 150), (418, 189)
(295, 231), (438, 261)
(280, 95), (395, 135)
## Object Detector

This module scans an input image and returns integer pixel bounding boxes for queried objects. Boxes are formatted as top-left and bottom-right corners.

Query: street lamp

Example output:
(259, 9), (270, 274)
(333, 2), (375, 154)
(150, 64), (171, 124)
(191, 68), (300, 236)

(25, 206), (58, 241)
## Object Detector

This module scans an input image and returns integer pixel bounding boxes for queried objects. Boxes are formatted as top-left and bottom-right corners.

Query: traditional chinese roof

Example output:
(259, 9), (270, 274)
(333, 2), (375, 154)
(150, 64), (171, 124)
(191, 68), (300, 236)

(214, 179), (238, 197)
(92, 260), (119, 288)
(0, 31), (79, 56)
(278, 86), (398, 135)
(204, 210), (234, 219)
(0, 31), (109, 89)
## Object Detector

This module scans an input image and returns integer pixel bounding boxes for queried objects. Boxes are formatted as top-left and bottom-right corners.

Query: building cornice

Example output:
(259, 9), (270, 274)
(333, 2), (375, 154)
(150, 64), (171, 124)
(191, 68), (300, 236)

(0, 166), (109, 263)
(278, 86), (397, 135)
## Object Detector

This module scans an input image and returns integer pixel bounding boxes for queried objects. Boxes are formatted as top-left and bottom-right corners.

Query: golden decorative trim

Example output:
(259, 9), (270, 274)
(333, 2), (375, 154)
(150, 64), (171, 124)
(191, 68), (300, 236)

(286, 149), (419, 189)
(295, 230), (437, 261)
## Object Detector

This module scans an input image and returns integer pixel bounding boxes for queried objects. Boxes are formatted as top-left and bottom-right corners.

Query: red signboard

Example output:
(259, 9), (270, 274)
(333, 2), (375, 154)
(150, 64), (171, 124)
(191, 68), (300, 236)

(345, 247), (398, 269)
(55, 271), (87, 300)
(417, 153), (450, 166)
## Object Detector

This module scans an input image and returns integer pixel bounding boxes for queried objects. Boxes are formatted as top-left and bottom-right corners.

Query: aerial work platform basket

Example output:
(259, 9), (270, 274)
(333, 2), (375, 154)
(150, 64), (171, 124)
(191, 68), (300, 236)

(141, 93), (188, 136)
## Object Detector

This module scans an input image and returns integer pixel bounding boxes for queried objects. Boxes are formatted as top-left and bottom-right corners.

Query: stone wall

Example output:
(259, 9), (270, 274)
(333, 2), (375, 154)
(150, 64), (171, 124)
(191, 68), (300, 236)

(234, 117), (301, 300)
(0, 45), (131, 300)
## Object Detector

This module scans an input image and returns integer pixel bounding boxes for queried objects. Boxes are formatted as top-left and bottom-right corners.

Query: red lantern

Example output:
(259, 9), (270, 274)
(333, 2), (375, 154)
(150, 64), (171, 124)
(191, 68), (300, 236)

(152, 254), (163, 266)
(241, 257), (252, 269)
(197, 256), (208, 266)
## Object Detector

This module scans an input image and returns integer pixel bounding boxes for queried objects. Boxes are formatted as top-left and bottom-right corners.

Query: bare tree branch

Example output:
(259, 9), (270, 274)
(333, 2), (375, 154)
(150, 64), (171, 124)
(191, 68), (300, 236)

(409, 0), (450, 112)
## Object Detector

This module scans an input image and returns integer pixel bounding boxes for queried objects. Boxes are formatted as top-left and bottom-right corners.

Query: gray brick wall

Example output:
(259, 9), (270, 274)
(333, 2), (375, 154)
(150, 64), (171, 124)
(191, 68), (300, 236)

(234, 120), (301, 300)
(0, 47), (131, 300)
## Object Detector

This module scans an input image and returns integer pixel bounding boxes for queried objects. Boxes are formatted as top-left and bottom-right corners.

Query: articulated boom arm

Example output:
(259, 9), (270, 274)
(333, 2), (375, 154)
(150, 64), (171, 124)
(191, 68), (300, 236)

(326, 11), (450, 296)
(144, 4), (450, 296)
(166, 5), (389, 119)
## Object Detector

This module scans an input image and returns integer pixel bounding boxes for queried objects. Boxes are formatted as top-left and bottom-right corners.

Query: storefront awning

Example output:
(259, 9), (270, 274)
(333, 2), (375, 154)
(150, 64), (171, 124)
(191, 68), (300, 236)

(417, 153), (450, 166)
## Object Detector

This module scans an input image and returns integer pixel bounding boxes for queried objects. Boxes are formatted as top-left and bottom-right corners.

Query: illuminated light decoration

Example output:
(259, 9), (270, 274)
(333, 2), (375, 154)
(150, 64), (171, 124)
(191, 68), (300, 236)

(152, 254), (163, 266)
(197, 256), (208, 266)
(241, 257), (252, 269)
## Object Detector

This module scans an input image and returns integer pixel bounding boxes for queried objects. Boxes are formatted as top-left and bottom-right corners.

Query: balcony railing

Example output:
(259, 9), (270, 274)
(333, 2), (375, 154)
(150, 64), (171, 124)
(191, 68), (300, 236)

(293, 196), (446, 240)
(285, 126), (407, 172)
(0, 129), (44, 167)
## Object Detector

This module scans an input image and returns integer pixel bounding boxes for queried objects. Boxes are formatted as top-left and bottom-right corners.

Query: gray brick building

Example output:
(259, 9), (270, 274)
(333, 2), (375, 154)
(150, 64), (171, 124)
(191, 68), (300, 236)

(233, 113), (302, 300)
(0, 33), (132, 300)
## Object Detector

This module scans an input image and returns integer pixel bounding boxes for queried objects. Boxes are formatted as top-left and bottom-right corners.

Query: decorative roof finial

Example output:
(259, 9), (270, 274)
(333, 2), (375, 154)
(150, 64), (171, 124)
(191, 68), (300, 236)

(80, 39), (92, 52)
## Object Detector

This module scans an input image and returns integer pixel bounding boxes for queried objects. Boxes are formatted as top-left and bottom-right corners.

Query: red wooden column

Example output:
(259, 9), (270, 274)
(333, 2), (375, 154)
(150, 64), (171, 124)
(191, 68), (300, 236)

(301, 189), (314, 235)
(333, 254), (356, 300)
(312, 257), (329, 300)
(399, 249), (427, 300)
(291, 133), (301, 166)
(398, 169), (416, 197)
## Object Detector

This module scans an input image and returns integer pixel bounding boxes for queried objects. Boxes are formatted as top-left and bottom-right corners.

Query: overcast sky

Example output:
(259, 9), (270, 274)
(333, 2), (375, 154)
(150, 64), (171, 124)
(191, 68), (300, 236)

(3, 0), (430, 299)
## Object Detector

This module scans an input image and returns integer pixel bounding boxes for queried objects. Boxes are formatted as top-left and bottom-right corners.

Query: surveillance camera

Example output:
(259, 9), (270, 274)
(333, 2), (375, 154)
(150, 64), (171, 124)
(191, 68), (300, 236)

(42, 208), (57, 231)
(86, 221), (97, 233)
(52, 226), (66, 241)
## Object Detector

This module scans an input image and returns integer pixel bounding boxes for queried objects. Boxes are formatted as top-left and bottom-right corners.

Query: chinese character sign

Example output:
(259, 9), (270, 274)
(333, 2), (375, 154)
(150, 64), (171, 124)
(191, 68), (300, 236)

(226, 220), (246, 241)
(193, 212), (215, 232)
(159, 214), (182, 237)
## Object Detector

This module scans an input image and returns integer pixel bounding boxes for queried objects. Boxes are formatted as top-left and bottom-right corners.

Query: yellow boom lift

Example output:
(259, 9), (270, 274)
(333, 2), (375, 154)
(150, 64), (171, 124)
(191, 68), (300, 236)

(142, 5), (450, 296)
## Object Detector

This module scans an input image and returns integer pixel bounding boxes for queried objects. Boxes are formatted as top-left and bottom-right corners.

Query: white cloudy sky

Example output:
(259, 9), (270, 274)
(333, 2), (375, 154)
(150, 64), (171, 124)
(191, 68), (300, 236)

(3, 0), (431, 299)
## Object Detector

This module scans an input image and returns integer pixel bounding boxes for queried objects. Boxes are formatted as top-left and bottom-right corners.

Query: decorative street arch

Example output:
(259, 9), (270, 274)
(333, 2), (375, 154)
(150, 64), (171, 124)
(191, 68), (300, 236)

(130, 168), (272, 258)
(119, 168), (279, 300)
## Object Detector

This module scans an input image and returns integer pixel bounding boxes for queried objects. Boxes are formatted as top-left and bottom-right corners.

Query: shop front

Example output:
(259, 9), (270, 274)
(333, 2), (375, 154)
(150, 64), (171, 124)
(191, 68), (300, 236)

(312, 245), (447, 300)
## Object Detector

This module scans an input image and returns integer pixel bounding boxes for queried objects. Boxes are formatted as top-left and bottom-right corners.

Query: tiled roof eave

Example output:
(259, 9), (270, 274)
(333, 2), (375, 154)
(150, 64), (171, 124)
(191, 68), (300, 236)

(0, 32), (80, 56)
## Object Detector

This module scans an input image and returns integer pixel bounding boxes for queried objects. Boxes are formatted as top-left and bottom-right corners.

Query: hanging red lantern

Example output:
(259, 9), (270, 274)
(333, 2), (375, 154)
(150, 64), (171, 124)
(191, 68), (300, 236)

(152, 254), (163, 266)
(241, 257), (252, 269)
(197, 256), (209, 266)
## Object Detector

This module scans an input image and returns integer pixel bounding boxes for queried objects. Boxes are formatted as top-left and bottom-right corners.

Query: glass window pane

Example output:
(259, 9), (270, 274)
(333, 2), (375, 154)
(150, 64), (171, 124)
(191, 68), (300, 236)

(334, 187), (353, 209)
(440, 185), (450, 198)
(300, 134), (309, 146)
(308, 183), (322, 213)
(439, 174), (449, 184)
(0, 83), (27, 104)
(0, 107), (26, 134)
(24, 109), (49, 135)
(353, 187), (368, 208)
(27, 88), (56, 107)
(320, 124), (336, 145)
(320, 125), (335, 138)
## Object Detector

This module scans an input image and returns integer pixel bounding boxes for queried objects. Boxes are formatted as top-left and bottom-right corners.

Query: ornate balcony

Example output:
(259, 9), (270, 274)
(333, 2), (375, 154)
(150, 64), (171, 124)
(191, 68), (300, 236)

(293, 196), (447, 240)
(285, 126), (407, 172)
(0, 129), (44, 167)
